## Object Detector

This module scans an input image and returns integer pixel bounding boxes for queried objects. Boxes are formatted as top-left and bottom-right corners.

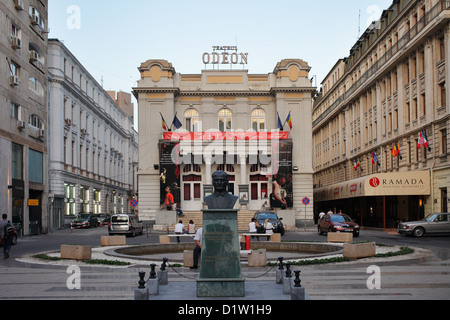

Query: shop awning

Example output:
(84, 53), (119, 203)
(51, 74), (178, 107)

(314, 171), (431, 202)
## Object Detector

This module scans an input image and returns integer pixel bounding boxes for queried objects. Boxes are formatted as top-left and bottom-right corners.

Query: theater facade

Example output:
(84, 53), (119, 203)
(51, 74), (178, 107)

(133, 54), (315, 223)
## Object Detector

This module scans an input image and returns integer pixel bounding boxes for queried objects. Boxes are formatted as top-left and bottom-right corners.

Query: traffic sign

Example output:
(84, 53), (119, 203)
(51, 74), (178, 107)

(130, 199), (138, 208)
(302, 197), (310, 206)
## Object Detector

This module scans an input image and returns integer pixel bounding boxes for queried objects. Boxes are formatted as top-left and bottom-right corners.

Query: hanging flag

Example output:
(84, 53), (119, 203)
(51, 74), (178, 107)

(423, 131), (429, 150)
(285, 111), (293, 130)
(172, 113), (183, 130)
(392, 143), (398, 157)
(418, 131), (431, 151)
(417, 132), (424, 149)
(159, 112), (168, 131)
(353, 158), (361, 170)
(372, 151), (379, 165)
(277, 113), (284, 131)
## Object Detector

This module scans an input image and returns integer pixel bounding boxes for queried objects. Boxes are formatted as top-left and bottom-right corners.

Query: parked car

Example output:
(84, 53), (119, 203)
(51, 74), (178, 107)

(318, 213), (360, 237)
(95, 213), (111, 227)
(253, 211), (285, 236)
(71, 213), (98, 229)
(0, 225), (18, 246)
(108, 214), (143, 237)
(397, 213), (450, 238)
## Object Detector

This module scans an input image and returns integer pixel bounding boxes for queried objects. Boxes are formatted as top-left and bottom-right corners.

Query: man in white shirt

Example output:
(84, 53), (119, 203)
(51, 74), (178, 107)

(191, 227), (202, 269)
(174, 220), (185, 243)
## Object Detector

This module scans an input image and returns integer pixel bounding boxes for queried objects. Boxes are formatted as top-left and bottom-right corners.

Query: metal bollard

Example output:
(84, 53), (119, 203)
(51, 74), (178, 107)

(134, 271), (149, 300)
(159, 258), (169, 285)
(283, 262), (293, 294)
(291, 270), (306, 300)
(276, 257), (284, 284)
(148, 264), (159, 296)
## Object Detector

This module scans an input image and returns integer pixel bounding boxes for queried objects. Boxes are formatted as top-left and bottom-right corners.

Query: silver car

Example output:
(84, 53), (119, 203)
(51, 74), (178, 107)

(108, 214), (144, 237)
(397, 213), (450, 238)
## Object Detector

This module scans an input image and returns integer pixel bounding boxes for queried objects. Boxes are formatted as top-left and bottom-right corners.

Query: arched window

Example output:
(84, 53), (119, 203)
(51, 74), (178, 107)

(184, 108), (199, 132)
(251, 108), (266, 131)
(218, 108), (232, 132)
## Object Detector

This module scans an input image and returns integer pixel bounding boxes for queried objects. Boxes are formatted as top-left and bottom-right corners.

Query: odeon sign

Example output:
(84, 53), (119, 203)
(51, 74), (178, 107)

(202, 46), (248, 65)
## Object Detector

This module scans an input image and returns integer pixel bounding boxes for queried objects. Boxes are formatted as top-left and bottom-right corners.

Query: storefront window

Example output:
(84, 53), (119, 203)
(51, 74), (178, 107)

(93, 189), (101, 214)
(29, 149), (43, 184)
(64, 183), (76, 216)
(80, 186), (90, 212)
(12, 143), (23, 180)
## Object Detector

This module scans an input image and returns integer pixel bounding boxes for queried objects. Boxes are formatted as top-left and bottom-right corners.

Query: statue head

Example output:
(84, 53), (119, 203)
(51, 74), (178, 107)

(212, 170), (229, 193)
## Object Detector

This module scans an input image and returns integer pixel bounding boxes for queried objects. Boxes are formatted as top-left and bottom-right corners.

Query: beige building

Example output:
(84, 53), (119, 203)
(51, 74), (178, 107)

(313, 0), (450, 228)
(133, 57), (315, 224)
(0, 0), (48, 235)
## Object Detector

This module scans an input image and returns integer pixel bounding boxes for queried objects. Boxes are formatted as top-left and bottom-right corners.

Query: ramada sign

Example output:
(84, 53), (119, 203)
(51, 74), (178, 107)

(369, 176), (426, 188)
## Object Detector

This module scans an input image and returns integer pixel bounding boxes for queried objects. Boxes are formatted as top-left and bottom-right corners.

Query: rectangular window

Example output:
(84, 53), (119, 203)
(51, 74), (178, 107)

(29, 149), (43, 184)
(441, 129), (448, 155)
(12, 143), (23, 180)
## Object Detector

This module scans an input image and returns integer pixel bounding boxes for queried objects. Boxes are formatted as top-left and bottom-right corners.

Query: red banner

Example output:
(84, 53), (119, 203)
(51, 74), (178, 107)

(163, 131), (289, 141)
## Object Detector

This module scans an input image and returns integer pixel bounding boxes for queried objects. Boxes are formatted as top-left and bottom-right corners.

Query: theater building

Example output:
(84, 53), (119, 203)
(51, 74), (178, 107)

(313, 0), (450, 229)
(134, 55), (315, 224)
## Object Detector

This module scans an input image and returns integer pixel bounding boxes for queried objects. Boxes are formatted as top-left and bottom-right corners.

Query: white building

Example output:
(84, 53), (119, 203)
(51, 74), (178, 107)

(47, 39), (138, 229)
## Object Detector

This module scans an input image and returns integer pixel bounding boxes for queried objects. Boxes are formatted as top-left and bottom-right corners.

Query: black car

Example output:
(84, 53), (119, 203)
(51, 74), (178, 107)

(71, 213), (98, 229)
(253, 211), (285, 236)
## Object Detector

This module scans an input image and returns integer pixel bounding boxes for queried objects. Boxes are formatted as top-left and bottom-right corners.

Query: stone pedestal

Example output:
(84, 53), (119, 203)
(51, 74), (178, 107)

(197, 209), (245, 297)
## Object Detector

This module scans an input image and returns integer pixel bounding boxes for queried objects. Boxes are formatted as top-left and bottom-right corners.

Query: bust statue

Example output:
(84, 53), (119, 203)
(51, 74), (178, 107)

(204, 171), (238, 209)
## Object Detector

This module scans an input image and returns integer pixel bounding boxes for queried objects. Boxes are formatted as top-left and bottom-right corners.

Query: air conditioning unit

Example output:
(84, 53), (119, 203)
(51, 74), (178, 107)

(65, 118), (72, 126)
(14, 0), (24, 10)
(11, 37), (22, 49)
(31, 14), (39, 25)
(10, 76), (20, 86)
(29, 50), (39, 62)
(39, 129), (45, 138)
(18, 121), (26, 129)
(80, 128), (87, 136)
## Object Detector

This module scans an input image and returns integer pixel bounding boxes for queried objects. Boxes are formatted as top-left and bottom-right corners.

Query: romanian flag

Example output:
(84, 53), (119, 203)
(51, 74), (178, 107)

(286, 112), (293, 130)
(159, 112), (168, 131)
(354, 158), (361, 170)
(392, 143), (399, 157)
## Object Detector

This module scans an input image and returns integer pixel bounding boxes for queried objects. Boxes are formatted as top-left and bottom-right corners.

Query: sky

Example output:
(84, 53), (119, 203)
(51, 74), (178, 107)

(48, 0), (393, 128)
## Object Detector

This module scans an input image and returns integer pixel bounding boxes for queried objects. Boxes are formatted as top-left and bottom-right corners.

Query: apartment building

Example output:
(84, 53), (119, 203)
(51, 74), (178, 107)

(47, 39), (138, 229)
(313, 0), (450, 228)
(0, 0), (48, 235)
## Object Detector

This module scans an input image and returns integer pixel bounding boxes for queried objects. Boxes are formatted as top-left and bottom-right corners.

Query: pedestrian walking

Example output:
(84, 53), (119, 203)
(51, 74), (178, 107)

(0, 214), (14, 259)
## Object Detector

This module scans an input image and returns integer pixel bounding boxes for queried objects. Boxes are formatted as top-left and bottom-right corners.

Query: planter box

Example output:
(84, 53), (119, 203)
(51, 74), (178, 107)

(61, 245), (92, 260)
(248, 249), (267, 267)
(101, 236), (126, 247)
(343, 242), (376, 260)
(327, 232), (353, 243)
